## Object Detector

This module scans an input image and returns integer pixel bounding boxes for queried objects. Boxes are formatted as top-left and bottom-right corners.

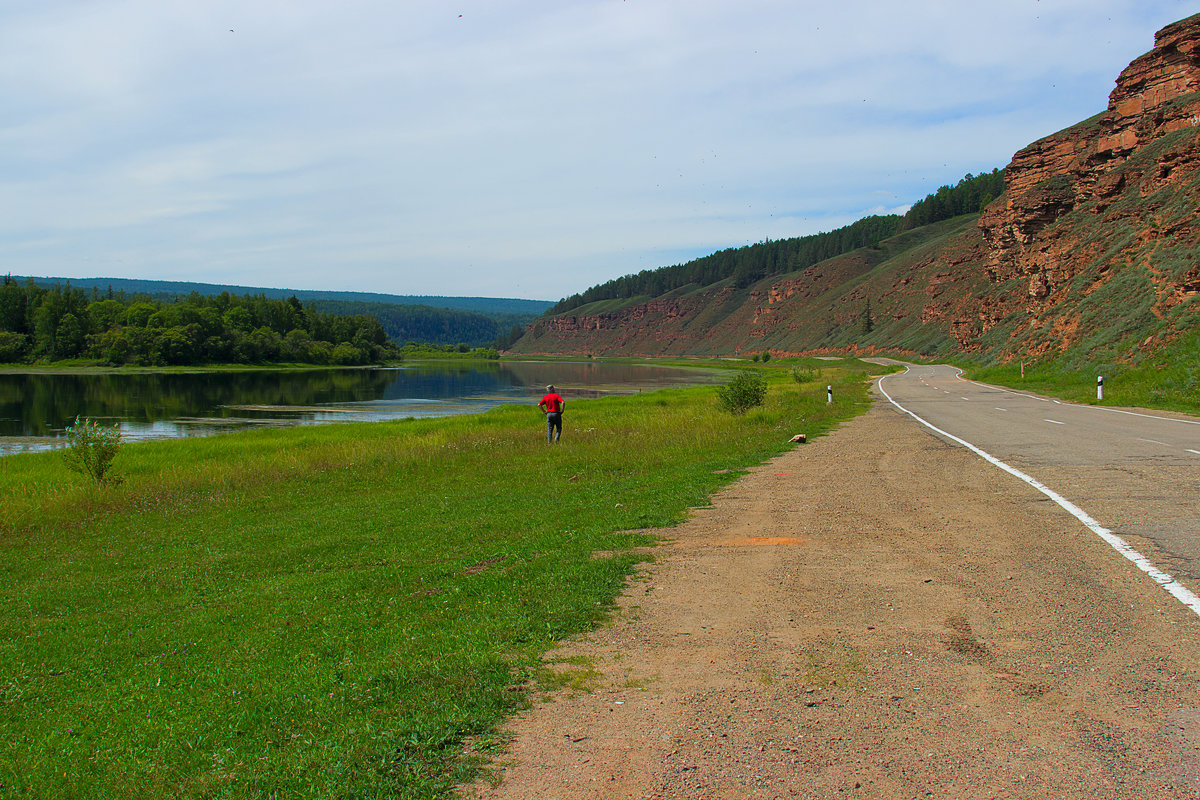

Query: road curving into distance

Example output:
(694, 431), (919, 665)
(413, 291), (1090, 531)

(878, 362), (1200, 618)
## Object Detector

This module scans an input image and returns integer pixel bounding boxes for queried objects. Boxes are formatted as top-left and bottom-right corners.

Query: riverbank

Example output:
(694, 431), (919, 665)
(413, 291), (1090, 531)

(0, 359), (735, 457)
(0, 361), (402, 375)
(0, 362), (881, 798)
(0, 346), (500, 374)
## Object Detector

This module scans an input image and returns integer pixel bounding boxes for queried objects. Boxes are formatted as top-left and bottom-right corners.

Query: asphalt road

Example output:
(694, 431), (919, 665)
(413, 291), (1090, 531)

(877, 363), (1200, 611)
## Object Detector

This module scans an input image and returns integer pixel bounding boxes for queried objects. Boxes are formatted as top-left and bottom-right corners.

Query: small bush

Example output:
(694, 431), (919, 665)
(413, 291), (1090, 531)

(760, 351), (771, 363)
(717, 371), (768, 415)
(62, 416), (123, 485)
(791, 367), (815, 385)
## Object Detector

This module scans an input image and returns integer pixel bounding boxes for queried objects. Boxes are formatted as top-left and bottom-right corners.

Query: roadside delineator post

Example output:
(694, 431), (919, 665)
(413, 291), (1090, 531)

(827, 385), (833, 404)
(1098, 375), (1104, 401)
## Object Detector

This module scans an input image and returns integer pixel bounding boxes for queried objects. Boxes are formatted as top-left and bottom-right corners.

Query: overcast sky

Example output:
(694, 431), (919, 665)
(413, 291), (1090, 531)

(0, 1), (1193, 301)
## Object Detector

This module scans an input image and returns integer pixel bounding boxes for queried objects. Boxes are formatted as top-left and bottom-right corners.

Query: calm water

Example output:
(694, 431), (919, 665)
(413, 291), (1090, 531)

(0, 361), (725, 455)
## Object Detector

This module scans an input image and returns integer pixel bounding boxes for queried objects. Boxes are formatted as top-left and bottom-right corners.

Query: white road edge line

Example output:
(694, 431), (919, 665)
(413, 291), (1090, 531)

(879, 369), (1200, 619)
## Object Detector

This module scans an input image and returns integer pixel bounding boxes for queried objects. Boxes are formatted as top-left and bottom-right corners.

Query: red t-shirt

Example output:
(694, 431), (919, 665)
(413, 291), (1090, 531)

(540, 393), (564, 413)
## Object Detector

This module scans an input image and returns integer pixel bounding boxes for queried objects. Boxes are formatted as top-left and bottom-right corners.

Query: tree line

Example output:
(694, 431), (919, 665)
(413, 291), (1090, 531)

(11, 277), (540, 351)
(546, 169), (1006, 316)
(0, 277), (400, 366)
(12, 276), (553, 317)
(309, 300), (532, 349)
(900, 168), (1005, 230)
(548, 215), (904, 315)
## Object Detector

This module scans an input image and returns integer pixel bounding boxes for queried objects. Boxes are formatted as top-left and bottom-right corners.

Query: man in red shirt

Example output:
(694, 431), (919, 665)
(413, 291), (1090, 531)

(538, 384), (565, 443)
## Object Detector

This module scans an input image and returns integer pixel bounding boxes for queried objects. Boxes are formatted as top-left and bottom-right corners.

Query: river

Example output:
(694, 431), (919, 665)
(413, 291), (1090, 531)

(0, 360), (726, 455)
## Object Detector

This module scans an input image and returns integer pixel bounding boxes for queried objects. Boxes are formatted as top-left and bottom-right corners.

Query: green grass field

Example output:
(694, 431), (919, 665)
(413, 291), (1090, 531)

(1, 361), (879, 799)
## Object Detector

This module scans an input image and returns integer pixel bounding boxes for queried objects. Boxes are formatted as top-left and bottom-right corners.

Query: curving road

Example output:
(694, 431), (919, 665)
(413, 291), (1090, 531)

(877, 362), (1200, 614)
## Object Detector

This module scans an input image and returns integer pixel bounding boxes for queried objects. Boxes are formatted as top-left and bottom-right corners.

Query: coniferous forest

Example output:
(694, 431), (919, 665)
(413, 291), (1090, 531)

(0, 277), (400, 366)
(548, 169), (1004, 315)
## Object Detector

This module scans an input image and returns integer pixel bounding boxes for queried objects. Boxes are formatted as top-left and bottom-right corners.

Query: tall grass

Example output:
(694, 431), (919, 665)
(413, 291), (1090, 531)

(0, 365), (875, 799)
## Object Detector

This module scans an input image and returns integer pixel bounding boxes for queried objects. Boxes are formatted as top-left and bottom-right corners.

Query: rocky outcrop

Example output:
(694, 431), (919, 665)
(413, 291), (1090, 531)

(1099, 16), (1200, 156)
(979, 13), (1200, 303)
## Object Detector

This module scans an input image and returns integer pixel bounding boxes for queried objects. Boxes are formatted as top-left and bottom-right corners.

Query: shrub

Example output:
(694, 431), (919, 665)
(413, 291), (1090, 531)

(791, 367), (815, 385)
(717, 371), (768, 415)
(0, 331), (29, 363)
(62, 416), (122, 485)
(760, 351), (771, 362)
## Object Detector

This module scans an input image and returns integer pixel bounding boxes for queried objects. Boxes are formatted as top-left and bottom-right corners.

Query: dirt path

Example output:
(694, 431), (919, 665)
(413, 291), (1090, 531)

(468, 400), (1200, 799)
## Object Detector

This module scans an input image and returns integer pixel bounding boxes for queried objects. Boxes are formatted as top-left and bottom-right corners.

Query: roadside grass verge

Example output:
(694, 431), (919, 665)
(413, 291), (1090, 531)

(1, 364), (875, 799)
(965, 329), (1200, 415)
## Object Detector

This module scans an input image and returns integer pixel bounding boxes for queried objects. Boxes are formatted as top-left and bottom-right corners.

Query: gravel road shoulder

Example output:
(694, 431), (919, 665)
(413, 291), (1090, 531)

(467, 398), (1200, 799)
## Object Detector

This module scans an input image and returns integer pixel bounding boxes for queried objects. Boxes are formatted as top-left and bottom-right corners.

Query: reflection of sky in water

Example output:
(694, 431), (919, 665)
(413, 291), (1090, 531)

(0, 362), (727, 455)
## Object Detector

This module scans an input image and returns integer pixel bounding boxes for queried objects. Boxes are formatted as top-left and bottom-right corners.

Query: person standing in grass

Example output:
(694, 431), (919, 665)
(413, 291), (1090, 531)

(539, 384), (565, 443)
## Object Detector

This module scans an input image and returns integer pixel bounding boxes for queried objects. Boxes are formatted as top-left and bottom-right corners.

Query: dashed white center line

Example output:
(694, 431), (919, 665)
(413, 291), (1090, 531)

(1137, 438), (1170, 446)
(995, 407), (1008, 412)
(961, 397), (970, 401)
(1044, 419), (1064, 425)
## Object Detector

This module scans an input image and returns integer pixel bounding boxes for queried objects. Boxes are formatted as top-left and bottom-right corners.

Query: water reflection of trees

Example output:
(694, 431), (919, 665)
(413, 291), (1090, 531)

(0, 362), (719, 437)
(0, 370), (396, 435)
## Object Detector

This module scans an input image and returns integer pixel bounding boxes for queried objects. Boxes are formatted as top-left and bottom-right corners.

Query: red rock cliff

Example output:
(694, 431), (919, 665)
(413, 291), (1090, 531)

(979, 13), (1200, 302)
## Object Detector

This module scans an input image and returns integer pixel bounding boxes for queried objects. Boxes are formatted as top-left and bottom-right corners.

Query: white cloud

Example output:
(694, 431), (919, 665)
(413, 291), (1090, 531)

(0, 0), (1194, 299)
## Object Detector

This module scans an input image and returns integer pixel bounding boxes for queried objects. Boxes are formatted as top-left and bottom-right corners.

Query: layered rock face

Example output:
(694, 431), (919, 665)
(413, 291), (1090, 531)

(979, 13), (1200, 304)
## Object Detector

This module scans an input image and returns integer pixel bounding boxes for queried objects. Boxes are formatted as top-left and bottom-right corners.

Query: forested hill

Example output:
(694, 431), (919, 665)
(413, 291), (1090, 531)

(10, 276), (550, 349)
(11, 276), (552, 317)
(548, 169), (1003, 316)
(310, 300), (527, 348)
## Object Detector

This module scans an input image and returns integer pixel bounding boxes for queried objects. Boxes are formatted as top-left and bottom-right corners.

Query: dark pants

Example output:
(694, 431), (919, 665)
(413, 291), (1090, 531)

(546, 412), (562, 443)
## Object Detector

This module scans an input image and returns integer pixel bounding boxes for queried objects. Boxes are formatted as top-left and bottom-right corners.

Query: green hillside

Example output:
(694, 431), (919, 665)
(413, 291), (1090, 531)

(11, 276), (552, 317)
(546, 170), (1003, 317)
(9, 276), (547, 349)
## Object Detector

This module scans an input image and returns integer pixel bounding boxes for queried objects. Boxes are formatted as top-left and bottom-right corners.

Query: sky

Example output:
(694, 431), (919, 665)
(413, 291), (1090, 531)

(0, 1), (1194, 302)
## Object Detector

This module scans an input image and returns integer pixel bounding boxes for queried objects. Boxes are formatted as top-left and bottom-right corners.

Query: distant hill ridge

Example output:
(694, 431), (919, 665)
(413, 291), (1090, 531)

(10, 275), (550, 348)
(10, 276), (553, 317)
(547, 170), (1003, 317)
(514, 12), (1200, 370)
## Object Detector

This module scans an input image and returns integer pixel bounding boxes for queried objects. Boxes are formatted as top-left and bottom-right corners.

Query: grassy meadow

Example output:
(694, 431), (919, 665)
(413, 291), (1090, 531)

(1, 360), (879, 799)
